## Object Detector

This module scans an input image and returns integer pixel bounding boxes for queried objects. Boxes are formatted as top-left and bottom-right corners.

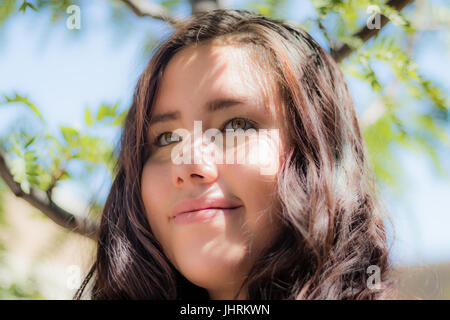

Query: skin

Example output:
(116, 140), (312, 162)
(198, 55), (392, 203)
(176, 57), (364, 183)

(141, 41), (289, 299)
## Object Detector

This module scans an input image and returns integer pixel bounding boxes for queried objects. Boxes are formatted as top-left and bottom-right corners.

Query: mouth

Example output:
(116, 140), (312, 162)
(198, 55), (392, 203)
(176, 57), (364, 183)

(172, 196), (243, 218)
(172, 206), (243, 225)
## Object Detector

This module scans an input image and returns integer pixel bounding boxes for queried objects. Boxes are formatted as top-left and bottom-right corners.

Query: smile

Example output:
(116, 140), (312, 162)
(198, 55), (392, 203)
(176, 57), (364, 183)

(173, 206), (243, 225)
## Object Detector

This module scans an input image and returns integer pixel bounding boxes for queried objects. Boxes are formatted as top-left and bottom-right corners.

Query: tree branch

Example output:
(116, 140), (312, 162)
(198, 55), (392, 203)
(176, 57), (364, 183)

(120, 0), (181, 25)
(0, 0), (415, 242)
(46, 167), (67, 199)
(331, 0), (414, 63)
(189, 0), (220, 14)
(0, 149), (99, 241)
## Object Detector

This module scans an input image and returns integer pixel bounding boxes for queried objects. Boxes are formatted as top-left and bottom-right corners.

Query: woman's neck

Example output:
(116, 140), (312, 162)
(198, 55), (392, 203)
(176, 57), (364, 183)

(208, 286), (248, 300)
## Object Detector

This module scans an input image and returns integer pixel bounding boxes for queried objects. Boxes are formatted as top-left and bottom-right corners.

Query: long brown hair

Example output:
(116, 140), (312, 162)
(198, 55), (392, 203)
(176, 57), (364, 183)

(75, 9), (396, 300)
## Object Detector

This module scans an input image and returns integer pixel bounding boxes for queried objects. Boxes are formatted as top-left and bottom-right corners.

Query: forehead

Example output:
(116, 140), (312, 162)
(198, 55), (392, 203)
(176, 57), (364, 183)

(153, 43), (280, 117)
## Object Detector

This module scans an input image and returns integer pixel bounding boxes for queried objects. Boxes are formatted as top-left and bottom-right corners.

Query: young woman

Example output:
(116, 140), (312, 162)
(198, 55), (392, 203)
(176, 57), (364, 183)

(75, 9), (395, 300)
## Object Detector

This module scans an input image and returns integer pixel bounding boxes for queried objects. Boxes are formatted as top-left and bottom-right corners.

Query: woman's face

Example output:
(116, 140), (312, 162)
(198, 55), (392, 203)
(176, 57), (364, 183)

(141, 42), (288, 299)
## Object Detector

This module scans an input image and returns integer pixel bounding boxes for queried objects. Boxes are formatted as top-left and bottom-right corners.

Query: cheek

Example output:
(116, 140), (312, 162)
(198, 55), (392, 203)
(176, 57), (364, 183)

(237, 168), (280, 228)
(141, 162), (171, 245)
(221, 137), (283, 250)
(222, 165), (282, 260)
(227, 130), (283, 177)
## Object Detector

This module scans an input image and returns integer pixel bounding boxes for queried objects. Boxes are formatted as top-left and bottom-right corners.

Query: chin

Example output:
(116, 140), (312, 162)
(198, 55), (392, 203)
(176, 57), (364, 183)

(174, 248), (250, 288)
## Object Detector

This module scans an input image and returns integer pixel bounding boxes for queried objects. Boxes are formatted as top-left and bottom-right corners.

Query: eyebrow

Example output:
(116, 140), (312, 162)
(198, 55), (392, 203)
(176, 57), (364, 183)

(148, 98), (251, 125)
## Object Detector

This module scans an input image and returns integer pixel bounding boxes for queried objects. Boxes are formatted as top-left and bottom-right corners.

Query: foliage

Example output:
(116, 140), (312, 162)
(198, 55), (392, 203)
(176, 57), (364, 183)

(1, 95), (123, 195)
(0, 0), (447, 208)
(246, 0), (290, 19)
(0, 274), (45, 299)
(18, 0), (37, 13)
(0, 0), (448, 298)
(0, 0), (447, 206)
(341, 33), (449, 188)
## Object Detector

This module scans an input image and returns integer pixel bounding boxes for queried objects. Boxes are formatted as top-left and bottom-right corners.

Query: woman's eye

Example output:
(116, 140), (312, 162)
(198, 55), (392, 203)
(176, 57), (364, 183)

(153, 131), (181, 147)
(223, 118), (257, 132)
(153, 118), (257, 148)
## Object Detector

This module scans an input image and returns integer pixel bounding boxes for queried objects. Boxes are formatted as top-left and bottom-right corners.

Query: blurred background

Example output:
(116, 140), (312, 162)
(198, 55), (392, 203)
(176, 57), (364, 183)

(0, 0), (449, 299)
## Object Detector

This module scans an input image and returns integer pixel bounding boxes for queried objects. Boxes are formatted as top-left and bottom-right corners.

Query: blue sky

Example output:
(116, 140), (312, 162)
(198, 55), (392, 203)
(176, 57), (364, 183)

(0, 0), (449, 266)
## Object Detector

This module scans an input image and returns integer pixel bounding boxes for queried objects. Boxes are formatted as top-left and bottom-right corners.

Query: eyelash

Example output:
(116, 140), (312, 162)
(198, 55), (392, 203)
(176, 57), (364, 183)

(152, 117), (258, 148)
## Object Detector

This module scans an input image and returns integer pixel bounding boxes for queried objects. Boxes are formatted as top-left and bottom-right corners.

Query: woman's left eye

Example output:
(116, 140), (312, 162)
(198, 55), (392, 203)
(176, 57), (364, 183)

(222, 117), (258, 132)
(151, 118), (258, 150)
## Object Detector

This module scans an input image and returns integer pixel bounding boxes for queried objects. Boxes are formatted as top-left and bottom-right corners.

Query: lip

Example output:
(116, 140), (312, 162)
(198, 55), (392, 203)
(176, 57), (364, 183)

(173, 207), (242, 225)
(171, 196), (243, 220)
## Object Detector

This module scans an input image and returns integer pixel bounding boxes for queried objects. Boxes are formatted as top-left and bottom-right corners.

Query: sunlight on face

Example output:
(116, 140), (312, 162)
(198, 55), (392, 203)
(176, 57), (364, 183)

(140, 42), (288, 299)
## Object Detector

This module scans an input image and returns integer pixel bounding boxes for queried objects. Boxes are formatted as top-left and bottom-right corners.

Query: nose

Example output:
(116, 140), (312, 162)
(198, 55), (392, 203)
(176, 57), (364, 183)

(171, 135), (219, 188)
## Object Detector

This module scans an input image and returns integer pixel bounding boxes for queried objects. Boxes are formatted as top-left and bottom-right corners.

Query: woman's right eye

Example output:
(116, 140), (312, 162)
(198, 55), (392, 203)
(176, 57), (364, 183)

(153, 131), (181, 147)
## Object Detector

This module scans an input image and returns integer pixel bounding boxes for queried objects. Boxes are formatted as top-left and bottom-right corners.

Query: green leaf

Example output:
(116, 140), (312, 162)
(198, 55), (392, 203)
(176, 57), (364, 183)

(161, 0), (179, 10)
(0, 0), (16, 28)
(10, 158), (26, 184)
(59, 171), (71, 181)
(2, 93), (43, 121)
(246, 0), (286, 19)
(24, 136), (36, 148)
(59, 126), (79, 143)
(96, 102), (118, 121)
(381, 4), (416, 33)
(19, 1), (37, 13)
(24, 150), (38, 162)
(363, 112), (404, 189)
(111, 109), (128, 127)
(84, 107), (94, 126)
